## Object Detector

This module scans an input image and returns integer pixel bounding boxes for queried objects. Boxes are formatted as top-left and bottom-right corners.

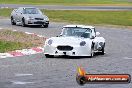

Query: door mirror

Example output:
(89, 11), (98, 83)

(91, 36), (95, 39)
(96, 32), (100, 36)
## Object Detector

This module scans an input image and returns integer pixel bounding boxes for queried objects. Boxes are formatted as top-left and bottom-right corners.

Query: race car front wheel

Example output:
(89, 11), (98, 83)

(45, 54), (54, 58)
(90, 45), (94, 58)
(100, 43), (105, 55)
(22, 18), (26, 27)
(43, 24), (49, 28)
(11, 16), (16, 25)
(100, 47), (105, 55)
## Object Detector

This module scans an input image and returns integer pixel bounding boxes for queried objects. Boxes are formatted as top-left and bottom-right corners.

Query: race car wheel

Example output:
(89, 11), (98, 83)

(43, 24), (49, 28)
(22, 18), (26, 27)
(90, 45), (94, 58)
(100, 43), (105, 55)
(45, 54), (54, 58)
(11, 17), (16, 25)
(100, 47), (105, 55)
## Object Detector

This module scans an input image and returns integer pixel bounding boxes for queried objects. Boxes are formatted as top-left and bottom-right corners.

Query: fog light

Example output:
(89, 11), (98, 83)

(73, 52), (75, 55)
(63, 52), (66, 55)
(55, 51), (58, 54)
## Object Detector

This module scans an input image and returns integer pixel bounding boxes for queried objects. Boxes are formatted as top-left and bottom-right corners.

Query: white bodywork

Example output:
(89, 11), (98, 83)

(44, 25), (105, 57)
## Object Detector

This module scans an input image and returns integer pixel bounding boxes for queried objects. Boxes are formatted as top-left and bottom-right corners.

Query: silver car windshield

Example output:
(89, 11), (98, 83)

(62, 27), (91, 38)
(23, 8), (40, 14)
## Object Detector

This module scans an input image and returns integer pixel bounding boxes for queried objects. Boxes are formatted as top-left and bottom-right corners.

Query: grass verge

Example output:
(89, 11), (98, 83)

(0, 8), (132, 26)
(0, 0), (132, 6)
(0, 40), (29, 53)
(44, 10), (132, 26)
(0, 30), (44, 53)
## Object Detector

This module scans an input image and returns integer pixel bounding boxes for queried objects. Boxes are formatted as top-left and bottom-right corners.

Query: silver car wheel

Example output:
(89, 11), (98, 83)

(22, 18), (26, 27)
(11, 17), (16, 25)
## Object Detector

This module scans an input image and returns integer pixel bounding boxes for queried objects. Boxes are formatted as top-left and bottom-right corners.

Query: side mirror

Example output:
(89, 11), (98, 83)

(91, 36), (95, 39)
(96, 32), (100, 36)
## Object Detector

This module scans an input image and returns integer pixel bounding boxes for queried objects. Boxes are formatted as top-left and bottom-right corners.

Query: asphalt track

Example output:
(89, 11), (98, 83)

(0, 19), (132, 88)
(0, 4), (132, 10)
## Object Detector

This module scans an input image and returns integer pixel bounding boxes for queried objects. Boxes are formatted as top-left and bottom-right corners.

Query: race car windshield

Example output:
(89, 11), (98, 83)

(62, 27), (91, 38)
(23, 8), (40, 14)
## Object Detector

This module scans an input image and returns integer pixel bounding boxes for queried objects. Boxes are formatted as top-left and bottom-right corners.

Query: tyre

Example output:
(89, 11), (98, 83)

(45, 54), (54, 58)
(89, 45), (94, 58)
(100, 47), (105, 55)
(100, 43), (105, 55)
(11, 16), (16, 25)
(22, 18), (26, 27)
(43, 24), (48, 28)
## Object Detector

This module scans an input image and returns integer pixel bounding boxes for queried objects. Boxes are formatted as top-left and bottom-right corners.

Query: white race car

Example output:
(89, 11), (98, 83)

(44, 25), (105, 58)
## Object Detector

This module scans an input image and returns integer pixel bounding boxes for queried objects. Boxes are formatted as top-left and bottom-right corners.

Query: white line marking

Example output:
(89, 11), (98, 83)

(0, 53), (13, 58)
(15, 73), (33, 77)
(0, 28), (3, 29)
(12, 30), (17, 32)
(1, 7), (4, 9)
(37, 35), (45, 37)
(25, 32), (34, 35)
(124, 57), (132, 59)
(12, 81), (34, 85)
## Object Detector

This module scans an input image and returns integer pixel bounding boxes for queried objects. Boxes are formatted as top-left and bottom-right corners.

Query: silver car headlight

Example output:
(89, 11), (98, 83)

(44, 16), (49, 21)
(80, 41), (86, 46)
(47, 39), (53, 45)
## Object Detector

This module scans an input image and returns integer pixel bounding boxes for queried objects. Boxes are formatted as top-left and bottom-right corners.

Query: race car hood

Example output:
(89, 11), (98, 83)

(47, 36), (91, 46)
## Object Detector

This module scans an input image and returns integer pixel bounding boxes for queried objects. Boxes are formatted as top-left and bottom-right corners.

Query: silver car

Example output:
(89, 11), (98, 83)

(10, 7), (49, 28)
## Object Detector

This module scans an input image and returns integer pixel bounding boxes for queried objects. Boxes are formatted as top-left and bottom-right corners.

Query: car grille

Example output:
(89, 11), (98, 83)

(57, 46), (73, 51)
(34, 21), (44, 24)
(35, 18), (43, 20)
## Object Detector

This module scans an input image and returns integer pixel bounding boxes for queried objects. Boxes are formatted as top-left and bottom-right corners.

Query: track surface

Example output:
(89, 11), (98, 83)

(0, 19), (132, 88)
(0, 4), (132, 10)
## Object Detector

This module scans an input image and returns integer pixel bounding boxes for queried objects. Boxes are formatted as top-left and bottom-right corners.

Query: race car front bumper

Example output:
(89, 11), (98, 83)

(44, 45), (91, 56)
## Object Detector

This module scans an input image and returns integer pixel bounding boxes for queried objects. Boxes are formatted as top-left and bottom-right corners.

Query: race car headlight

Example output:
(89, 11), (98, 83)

(80, 41), (86, 46)
(48, 39), (53, 45)
(99, 42), (104, 46)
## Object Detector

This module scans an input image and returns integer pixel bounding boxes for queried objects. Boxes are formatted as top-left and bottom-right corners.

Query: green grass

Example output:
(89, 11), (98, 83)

(44, 10), (132, 26)
(0, 8), (13, 17)
(0, 29), (43, 53)
(1, 8), (132, 26)
(0, 40), (29, 53)
(0, 0), (132, 6)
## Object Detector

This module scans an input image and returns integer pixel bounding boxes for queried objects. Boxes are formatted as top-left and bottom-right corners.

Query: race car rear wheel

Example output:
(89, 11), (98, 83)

(45, 54), (54, 58)
(100, 43), (105, 55)
(100, 47), (105, 55)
